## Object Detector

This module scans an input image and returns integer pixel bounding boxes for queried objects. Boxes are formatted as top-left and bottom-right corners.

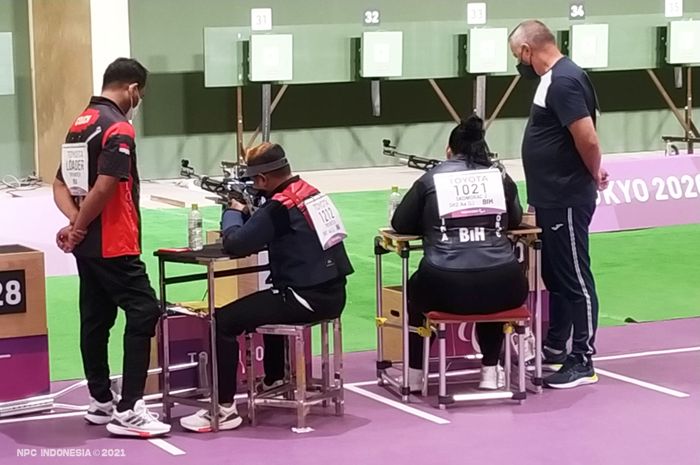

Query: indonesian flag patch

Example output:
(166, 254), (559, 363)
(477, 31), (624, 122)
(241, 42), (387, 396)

(118, 143), (131, 156)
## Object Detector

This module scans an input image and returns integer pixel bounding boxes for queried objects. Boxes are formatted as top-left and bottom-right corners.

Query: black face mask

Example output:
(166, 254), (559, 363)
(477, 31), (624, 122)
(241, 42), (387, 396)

(517, 62), (539, 80)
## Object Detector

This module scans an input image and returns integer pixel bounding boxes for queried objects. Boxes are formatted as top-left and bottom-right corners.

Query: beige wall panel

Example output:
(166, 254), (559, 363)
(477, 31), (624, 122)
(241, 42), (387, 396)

(31, 0), (93, 179)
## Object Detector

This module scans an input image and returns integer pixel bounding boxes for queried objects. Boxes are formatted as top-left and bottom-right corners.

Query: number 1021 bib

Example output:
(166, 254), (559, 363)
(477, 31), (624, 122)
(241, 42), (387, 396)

(434, 168), (506, 219)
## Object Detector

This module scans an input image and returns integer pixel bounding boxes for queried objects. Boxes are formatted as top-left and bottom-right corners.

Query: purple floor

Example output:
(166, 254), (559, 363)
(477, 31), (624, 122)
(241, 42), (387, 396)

(1, 318), (698, 465)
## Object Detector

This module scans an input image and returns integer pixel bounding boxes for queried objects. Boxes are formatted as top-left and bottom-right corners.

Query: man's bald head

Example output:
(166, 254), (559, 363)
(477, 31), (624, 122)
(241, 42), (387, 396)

(509, 20), (556, 49)
(509, 20), (562, 77)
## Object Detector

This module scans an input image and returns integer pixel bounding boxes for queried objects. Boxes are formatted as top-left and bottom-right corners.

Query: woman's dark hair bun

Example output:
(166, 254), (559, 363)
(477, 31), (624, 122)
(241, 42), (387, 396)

(460, 114), (484, 142)
(448, 113), (490, 164)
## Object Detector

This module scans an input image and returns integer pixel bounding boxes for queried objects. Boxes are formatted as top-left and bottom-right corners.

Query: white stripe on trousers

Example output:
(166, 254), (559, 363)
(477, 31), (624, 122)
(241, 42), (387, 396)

(567, 207), (594, 355)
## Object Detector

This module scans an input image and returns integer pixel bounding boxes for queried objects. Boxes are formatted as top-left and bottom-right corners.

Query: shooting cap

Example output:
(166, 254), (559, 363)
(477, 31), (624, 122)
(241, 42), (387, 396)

(243, 142), (290, 177)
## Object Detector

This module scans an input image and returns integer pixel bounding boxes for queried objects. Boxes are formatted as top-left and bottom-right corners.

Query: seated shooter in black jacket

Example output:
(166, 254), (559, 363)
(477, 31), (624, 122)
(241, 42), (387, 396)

(391, 115), (528, 391)
(181, 143), (353, 432)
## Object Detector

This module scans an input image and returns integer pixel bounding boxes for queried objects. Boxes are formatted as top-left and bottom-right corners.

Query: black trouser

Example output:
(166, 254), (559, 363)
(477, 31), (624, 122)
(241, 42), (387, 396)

(408, 260), (528, 369)
(536, 202), (599, 363)
(75, 256), (161, 412)
(215, 280), (346, 404)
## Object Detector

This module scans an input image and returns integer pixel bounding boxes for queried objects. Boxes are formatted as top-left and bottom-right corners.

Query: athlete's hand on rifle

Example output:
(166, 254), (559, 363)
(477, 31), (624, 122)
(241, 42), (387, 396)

(228, 198), (249, 216)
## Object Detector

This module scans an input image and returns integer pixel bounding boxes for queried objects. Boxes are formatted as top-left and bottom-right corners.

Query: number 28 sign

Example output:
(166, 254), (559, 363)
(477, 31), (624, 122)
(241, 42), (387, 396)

(0, 270), (26, 315)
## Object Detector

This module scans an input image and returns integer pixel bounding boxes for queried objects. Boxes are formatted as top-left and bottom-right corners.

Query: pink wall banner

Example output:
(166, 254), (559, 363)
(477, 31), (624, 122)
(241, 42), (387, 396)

(592, 155), (700, 233)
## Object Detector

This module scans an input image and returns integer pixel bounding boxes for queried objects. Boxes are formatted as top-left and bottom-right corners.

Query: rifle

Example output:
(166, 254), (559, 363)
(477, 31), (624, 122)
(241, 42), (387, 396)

(382, 139), (504, 172)
(179, 159), (264, 213)
(381, 139), (441, 171)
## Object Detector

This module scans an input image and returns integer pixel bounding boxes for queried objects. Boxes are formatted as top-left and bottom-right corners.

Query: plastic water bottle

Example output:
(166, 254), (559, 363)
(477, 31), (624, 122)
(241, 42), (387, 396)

(388, 186), (401, 225)
(188, 203), (203, 251)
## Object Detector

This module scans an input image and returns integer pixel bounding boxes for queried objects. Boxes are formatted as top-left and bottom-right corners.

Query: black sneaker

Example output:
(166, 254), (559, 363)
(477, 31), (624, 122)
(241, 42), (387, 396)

(255, 378), (285, 394)
(543, 356), (598, 389)
(542, 346), (568, 372)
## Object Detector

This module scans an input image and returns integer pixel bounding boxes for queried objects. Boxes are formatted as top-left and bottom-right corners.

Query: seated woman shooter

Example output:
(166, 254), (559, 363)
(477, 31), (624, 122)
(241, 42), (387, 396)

(391, 115), (528, 391)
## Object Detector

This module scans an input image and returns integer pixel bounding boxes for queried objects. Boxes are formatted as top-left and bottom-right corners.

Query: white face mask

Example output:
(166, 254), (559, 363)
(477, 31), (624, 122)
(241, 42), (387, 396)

(126, 99), (141, 120)
(125, 87), (141, 121)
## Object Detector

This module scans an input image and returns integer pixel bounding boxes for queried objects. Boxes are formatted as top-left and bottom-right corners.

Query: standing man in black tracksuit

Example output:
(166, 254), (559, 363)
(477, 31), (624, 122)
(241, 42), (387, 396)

(53, 58), (170, 436)
(509, 20), (609, 389)
(180, 142), (354, 433)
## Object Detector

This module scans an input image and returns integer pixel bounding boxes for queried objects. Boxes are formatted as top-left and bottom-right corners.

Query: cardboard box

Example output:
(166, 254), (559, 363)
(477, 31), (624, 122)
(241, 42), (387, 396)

(379, 286), (479, 363)
(379, 286), (404, 362)
(0, 245), (47, 339)
(205, 230), (260, 306)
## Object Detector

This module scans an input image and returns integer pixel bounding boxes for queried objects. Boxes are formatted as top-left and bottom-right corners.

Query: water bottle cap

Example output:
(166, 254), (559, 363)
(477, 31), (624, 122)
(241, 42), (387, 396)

(192, 203), (199, 210)
(391, 186), (398, 192)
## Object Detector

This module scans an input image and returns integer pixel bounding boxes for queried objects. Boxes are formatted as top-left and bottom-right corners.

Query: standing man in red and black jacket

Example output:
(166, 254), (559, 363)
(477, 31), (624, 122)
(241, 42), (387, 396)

(53, 58), (170, 437)
(180, 142), (354, 433)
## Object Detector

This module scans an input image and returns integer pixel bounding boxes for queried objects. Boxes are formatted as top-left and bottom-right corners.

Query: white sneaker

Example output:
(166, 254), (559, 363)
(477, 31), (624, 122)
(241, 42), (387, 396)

(479, 365), (506, 390)
(85, 390), (119, 425)
(106, 400), (171, 438)
(180, 404), (243, 433)
(522, 328), (536, 363)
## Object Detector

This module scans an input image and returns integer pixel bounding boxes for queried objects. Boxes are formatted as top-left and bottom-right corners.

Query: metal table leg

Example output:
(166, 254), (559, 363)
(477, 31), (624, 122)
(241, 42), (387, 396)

(207, 264), (220, 432)
(333, 318), (344, 416)
(158, 258), (172, 421)
(504, 324), (512, 390)
(534, 240), (543, 393)
(295, 330), (307, 430)
(375, 238), (385, 384)
(400, 243), (410, 402)
(518, 323), (527, 401)
(321, 322), (330, 408)
(438, 323), (447, 409)
(246, 334), (257, 426)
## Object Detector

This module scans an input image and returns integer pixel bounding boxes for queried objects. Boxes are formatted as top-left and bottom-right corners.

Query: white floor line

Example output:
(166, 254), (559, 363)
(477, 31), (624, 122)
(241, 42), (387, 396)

(345, 380), (378, 388)
(346, 368), (480, 388)
(595, 368), (690, 398)
(52, 380), (88, 397)
(148, 439), (186, 456)
(142, 387), (211, 401)
(344, 385), (450, 425)
(0, 410), (86, 424)
(594, 346), (700, 362)
(53, 403), (89, 411)
(0, 403), (163, 425)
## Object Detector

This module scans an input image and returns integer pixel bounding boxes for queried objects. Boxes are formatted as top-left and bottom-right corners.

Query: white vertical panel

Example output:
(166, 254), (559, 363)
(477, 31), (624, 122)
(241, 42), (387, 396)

(90, 0), (131, 95)
(0, 32), (15, 95)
